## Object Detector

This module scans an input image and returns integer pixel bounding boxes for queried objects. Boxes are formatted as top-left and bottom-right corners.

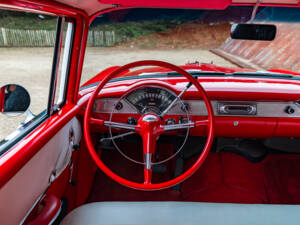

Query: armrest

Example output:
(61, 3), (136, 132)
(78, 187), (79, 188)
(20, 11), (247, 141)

(27, 194), (61, 225)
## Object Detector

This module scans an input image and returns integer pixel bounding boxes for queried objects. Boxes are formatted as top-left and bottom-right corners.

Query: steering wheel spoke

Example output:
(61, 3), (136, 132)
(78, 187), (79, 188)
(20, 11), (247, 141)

(138, 117), (160, 185)
(195, 119), (209, 127)
(90, 118), (137, 131)
(162, 119), (208, 132)
(144, 166), (153, 184)
(104, 121), (137, 131)
(89, 118), (104, 126)
(100, 131), (135, 143)
(142, 135), (156, 184)
(163, 121), (194, 131)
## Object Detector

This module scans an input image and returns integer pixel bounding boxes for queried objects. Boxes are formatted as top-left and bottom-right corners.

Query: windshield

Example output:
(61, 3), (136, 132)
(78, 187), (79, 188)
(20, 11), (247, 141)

(81, 6), (300, 85)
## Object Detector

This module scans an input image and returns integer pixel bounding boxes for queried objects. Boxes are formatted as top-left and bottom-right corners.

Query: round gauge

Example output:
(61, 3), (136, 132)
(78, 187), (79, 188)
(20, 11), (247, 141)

(125, 86), (176, 115)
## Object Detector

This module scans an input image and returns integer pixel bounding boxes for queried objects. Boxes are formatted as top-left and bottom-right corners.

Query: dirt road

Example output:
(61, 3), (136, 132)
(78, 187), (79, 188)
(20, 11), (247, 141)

(0, 47), (234, 140)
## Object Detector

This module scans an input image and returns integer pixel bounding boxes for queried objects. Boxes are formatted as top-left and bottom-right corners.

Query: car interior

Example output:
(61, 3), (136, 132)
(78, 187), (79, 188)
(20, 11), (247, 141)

(1, 0), (300, 225)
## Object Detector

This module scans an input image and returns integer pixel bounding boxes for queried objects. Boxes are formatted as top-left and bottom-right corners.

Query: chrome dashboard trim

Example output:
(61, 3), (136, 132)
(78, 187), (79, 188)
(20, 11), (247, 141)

(93, 98), (300, 118)
(217, 102), (257, 115)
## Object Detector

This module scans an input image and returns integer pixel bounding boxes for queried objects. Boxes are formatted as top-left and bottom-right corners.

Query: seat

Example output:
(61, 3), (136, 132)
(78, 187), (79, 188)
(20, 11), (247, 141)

(61, 201), (300, 225)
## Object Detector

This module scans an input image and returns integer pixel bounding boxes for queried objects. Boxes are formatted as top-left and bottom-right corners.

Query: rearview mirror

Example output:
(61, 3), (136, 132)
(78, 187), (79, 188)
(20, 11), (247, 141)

(231, 24), (277, 41)
(0, 84), (31, 117)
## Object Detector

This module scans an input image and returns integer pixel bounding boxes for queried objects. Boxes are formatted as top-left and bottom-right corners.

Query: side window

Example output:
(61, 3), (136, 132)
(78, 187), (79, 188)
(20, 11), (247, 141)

(0, 10), (73, 150)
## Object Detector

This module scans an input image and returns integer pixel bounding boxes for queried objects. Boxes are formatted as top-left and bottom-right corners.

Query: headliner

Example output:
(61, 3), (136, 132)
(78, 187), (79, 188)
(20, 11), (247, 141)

(54, 0), (300, 17)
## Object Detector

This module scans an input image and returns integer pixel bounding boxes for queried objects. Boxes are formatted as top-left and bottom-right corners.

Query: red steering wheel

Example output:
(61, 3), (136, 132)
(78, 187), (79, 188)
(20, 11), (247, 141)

(84, 60), (214, 191)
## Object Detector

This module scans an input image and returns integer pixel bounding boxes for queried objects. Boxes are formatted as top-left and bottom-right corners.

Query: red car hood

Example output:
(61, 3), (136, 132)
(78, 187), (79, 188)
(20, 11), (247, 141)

(82, 63), (300, 88)
(80, 63), (300, 102)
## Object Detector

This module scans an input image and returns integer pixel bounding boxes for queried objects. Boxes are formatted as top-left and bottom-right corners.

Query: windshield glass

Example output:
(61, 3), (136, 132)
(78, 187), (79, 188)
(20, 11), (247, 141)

(81, 6), (300, 85)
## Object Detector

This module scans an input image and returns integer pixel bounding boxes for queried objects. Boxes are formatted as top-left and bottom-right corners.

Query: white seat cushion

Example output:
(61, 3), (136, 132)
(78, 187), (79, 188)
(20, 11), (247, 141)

(61, 201), (300, 225)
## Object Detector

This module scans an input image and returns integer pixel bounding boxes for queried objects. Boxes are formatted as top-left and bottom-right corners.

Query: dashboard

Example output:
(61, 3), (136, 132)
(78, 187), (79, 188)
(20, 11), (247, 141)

(86, 77), (300, 138)
(94, 98), (300, 118)
(93, 85), (300, 118)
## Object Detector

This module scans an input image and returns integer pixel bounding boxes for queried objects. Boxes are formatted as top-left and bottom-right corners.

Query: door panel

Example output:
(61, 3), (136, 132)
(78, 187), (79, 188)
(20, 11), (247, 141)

(0, 118), (81, 225)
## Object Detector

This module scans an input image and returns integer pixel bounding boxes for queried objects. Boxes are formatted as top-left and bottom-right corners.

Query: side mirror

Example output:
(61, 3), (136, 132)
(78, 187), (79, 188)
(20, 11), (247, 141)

(231, 23), (277, 41)
(0, 84), (31, 117)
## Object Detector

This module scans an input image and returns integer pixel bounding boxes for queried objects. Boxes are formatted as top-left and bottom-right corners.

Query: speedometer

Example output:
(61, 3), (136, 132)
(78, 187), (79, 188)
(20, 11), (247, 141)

(125, 86), (176, 114)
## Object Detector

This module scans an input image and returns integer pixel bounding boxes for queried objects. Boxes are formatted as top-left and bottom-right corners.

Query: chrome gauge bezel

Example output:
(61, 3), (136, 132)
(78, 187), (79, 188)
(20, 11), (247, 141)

(108, 84), (191, 165)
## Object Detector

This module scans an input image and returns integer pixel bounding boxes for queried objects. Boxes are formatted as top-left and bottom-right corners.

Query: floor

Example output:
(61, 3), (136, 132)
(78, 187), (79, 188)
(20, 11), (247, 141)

(88, 151), (300, 204)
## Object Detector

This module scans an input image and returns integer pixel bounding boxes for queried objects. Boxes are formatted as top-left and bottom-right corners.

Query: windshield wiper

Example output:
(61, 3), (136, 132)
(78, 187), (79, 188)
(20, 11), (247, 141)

(166, 70), (226, 77)
(232, 72), (294, 79)
(80, 70), (299, 91)
(165, 70), (226, 78)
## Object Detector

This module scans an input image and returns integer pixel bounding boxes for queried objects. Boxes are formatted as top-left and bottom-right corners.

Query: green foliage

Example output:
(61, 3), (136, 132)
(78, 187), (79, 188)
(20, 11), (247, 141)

(0, 10), (185, 47)
(0, 10), (56, 30)
(91, 20), (183, 44)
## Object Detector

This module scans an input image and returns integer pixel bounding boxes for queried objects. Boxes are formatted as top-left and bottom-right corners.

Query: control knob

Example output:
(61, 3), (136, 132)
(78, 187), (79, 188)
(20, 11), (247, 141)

(285, 106), (295, 114)
(165, 118), (176, 125)
(127, 117), (137, 125)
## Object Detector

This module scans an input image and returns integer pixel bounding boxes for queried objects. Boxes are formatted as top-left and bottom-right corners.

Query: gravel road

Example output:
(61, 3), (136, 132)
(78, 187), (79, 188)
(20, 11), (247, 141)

(0, 47), (234, 140)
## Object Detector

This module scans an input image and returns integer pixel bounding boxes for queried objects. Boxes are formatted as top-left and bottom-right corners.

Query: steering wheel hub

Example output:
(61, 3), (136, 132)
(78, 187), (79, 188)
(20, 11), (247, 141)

(141, 114), (160, 122)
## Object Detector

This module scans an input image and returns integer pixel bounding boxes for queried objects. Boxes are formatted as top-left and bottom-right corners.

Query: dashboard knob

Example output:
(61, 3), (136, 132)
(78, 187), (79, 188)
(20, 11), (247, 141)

(127, 117), (137, 125)
(165, 118), (176, 125)
(285, 106), (295, 114)
(115, 102), (123, 110)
